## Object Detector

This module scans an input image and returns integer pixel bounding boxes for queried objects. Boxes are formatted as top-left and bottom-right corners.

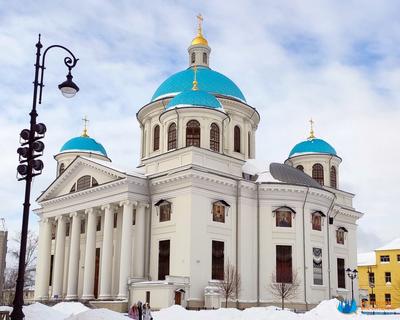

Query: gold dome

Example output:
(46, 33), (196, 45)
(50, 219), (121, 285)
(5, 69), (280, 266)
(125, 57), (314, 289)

(191, 34), (208, 46)
(191, 14), (208, 46)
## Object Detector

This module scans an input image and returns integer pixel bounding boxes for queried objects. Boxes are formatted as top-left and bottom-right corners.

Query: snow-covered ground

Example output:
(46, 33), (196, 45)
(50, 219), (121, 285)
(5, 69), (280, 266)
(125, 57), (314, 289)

(0, 299), (398, 320)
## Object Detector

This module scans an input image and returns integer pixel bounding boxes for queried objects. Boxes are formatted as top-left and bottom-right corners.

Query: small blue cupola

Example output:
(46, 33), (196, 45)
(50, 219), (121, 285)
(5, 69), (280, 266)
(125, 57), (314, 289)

(59, 117), (108, 157)
(288, 120), (337, 158)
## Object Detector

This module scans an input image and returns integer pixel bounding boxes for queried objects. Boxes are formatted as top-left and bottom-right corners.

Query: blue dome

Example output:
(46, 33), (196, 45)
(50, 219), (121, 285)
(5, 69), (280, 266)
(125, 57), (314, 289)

(152, 66), (246, 102)
(165, 90), (223, 110)
(60, 136), (108, 156)
(289, 138), (337, 158)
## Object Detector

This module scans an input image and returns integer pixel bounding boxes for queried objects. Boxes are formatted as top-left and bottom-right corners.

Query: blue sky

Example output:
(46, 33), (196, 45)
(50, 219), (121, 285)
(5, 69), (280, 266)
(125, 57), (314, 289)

(1, 0), (400, 255)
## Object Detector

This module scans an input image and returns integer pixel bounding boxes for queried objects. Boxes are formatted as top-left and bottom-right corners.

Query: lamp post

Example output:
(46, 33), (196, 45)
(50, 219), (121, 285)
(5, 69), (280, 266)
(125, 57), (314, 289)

(346, 268), (358, 301)
(11, 34), (79, 320)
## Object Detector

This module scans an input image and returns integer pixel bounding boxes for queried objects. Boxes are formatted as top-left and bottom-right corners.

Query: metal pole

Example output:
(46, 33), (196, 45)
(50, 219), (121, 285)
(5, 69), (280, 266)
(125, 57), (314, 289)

(11, 35), (42, 320)
(351, 278), (354, 301)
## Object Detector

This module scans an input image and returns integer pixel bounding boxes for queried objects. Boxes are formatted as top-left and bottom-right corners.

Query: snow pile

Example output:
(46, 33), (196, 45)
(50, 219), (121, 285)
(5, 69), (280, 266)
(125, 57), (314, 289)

(65, 308), (127, 320)
(23, 302), (66, 320)
(52, 302), (89, 316)
(0, 306), (12, 313)
(303, 299), (342, 320)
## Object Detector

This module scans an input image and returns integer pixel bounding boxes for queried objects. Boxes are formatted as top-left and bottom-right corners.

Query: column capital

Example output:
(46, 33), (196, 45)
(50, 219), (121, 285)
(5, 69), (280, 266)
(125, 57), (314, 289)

(85, 208), (94, 215)
(69, 212), (79, 218)
(55, 215), (66, 222)
(119, 200), (137, 207)
(137, 202), (150, 209)
(101, 204), (112, 211)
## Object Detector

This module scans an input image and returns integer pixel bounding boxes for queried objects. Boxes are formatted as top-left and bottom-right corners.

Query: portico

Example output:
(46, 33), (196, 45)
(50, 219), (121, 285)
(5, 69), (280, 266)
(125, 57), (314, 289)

(34, 157), (149, 302)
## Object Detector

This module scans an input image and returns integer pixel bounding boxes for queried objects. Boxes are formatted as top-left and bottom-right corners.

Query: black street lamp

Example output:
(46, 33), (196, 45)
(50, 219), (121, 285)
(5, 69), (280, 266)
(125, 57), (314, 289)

(346, 268), (358, 301)
(11, 34), (79, 320)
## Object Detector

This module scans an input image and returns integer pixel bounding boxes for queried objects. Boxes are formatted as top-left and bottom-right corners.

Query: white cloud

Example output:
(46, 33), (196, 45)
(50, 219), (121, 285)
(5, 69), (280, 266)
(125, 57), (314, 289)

(0, 0), (399, 258)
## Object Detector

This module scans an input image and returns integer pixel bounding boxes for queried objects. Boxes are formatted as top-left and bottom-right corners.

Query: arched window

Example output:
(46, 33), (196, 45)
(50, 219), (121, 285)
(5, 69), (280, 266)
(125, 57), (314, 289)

(167, 123), (177, 150)
(330, 166), (337, 188)
(186, 120), (200, 147)
(191, 52), (195, 64)
(312, 163), (324, 185)
(248, 132), (251, 157)
(76, 175), (98, 191)
(77, 175), (91, 191)
(296, 165), (304, 172)
(59, 163), (65, 176)
(203, 52), (207, 64)
(210, 123), (220, 152)
(234, 126), (241, 153)
(153, 125), (160, 151)
(92, 177), (98, 187)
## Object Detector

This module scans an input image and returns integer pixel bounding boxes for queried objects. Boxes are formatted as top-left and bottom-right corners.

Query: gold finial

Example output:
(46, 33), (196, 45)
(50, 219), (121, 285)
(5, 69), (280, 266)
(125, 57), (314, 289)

(197, 13), (204, 35)
(191, 14), (208, 46)
(192, 65), (198, 90)
(82, 115), (89, 137)
(308, 118), (315, 139)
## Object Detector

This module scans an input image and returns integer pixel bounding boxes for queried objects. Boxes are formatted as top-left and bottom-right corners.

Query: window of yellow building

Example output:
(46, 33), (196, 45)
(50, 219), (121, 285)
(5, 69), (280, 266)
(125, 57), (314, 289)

(380, 255), (390, 263)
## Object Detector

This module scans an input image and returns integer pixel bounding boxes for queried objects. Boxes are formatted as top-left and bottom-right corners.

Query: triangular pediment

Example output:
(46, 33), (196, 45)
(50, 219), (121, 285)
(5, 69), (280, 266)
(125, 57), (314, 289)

(37, 157), (127, 202)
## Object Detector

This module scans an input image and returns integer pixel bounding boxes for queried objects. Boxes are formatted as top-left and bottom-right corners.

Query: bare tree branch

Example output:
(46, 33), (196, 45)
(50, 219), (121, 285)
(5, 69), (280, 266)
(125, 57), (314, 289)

(269, 271), (300, 310)
(215, 260), (241, 308)
(5, 231), (38, 289)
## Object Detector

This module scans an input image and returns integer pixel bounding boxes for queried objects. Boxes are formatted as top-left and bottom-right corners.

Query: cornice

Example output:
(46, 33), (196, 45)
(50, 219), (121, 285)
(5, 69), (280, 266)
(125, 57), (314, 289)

(40, 178), (128, 206)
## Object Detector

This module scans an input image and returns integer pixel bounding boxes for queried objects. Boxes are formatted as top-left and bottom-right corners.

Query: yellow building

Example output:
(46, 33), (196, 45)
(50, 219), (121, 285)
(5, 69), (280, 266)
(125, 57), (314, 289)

(358, 238), (400, 309)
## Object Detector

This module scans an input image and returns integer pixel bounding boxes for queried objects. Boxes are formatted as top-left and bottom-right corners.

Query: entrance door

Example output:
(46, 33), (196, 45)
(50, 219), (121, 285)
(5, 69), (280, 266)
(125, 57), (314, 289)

(174, 291), (182, 305)
(94, 248), (100, 298)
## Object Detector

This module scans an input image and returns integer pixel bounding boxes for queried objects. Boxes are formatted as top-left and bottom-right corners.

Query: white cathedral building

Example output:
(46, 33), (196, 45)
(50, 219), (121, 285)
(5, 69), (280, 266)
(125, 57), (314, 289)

(34, 20), (363, 311)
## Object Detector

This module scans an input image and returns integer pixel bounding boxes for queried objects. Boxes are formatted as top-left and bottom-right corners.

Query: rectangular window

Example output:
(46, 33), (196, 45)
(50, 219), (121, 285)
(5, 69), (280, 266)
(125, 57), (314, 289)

(276, 245), (292, 283)
(146, 291), (151, 304)
(80, 219), (86, 234)
(49, 254), (54, 286)
(96, 216), (101, 231)
(313, 248), (323, 285)
(66, 222), (70, 236)
(337, 258), (346, 288)
(369, 272), (375, 285)
(158, 240), (170, 280)
(276, 211), (292, 228)
(51, 224), (56, 240)
(113, 212), (118, 229)
(212, 203), (225, 223)
(160, 203), (171, 222)
(369, 293), (376, 306)
(385, 272), (391, 283)
(380, 255), (390, 263)
(212, 241), (224, 280)
(132, 209), (136, 225)
(397, 254), (400, 262)
(385, 293), (391, 306)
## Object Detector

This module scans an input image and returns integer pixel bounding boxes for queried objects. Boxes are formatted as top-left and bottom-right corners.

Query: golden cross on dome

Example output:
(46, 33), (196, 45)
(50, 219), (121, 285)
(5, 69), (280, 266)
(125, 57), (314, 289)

(192, 65), (199, 90)
(308, 118), (315, 139)
(82, 115), (89, 137)
(197, 13), (204, 35)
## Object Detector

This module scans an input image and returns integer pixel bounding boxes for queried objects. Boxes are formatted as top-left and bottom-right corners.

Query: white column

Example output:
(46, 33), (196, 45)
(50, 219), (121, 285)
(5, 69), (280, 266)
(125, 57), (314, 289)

(133, 203), (146, 278)
(34, 218), (52, 300)
(117, 200), (135, 299)
(82, 208), (97, 300)
(52, 216), (66, 299)
(99, 204), (113, 299)
(66, 212), (81, 300)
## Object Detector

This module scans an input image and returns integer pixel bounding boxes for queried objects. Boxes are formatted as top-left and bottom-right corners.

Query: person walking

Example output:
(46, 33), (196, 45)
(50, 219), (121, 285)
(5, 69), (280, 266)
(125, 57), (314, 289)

(128, 304), (139, 319)
(137, 301), (143, 320)
(143, 302), (153, 320)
